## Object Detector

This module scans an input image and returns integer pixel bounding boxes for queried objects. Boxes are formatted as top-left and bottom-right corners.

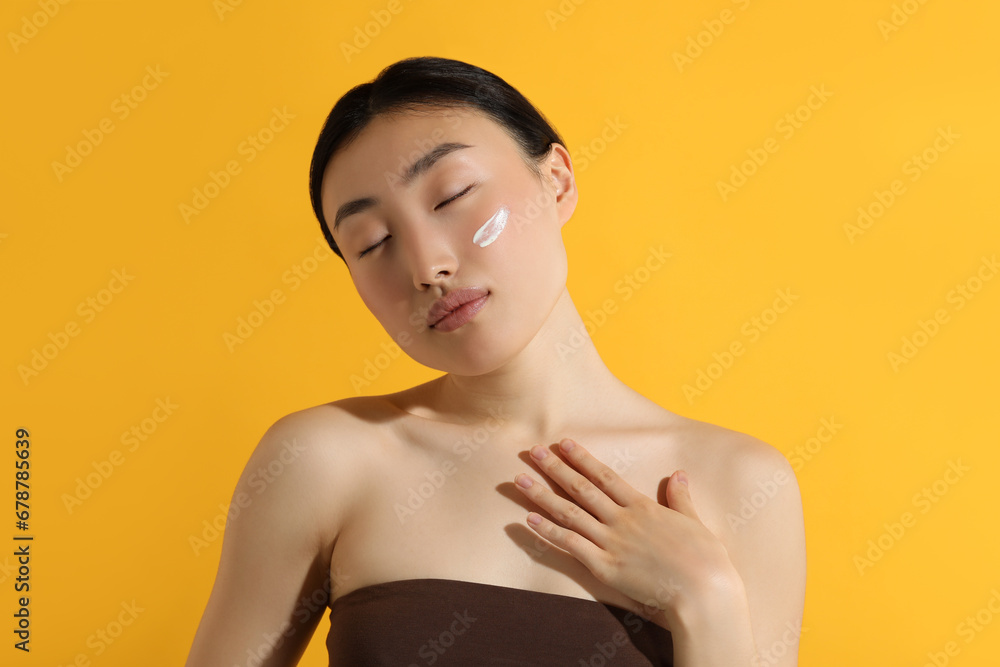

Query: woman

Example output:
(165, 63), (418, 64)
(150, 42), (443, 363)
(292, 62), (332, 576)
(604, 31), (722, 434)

(186, 56), (806, 666)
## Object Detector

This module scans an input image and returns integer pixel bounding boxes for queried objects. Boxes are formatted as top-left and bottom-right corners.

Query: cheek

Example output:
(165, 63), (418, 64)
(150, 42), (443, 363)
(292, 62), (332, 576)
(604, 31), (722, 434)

(483, 196), (559, 258)
(354, 279), (400, 324)
(355, 277), (430, 342)
(467, 195), (545, 253)
(471, 205), (509, 247)
(482, 207), (565, 288)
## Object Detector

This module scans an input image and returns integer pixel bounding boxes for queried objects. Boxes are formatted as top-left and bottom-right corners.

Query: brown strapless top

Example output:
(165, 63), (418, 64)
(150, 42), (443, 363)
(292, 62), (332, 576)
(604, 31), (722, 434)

(326, 577), (673, 665)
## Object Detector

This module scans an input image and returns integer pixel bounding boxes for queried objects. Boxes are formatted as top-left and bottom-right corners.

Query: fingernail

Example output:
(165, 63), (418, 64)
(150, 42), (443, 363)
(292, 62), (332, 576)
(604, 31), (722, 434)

(559, 438), (575, 452)
(516, 473), (533, 488)
(677, 470), (688, 486)
(531, 445), (548, 460)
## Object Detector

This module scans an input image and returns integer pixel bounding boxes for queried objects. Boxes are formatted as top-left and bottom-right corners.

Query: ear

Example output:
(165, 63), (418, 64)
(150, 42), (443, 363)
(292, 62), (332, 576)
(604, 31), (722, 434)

(542, 143), (578, 228)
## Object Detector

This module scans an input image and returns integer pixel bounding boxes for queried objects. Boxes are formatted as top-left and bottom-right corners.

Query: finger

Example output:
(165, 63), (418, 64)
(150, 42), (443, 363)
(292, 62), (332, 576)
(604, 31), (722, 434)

(523, 510), (610, 578)
(527, 441), (624, 524)
(666, 470), (702, 521)
(514, 472), (610, 547)
(551, 438), (644, 510)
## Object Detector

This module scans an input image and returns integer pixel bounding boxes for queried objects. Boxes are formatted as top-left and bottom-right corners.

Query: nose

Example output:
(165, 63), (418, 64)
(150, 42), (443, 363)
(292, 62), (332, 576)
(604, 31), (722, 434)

(405, 223), (458, 290)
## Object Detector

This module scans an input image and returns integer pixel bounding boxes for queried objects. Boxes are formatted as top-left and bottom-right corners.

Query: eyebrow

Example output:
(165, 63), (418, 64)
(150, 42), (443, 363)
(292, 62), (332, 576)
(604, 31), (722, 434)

(333, 142), (473, 233)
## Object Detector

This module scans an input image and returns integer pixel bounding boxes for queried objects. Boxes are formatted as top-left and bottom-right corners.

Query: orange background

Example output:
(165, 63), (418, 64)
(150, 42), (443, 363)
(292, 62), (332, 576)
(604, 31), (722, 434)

(3, 0), (998, 665)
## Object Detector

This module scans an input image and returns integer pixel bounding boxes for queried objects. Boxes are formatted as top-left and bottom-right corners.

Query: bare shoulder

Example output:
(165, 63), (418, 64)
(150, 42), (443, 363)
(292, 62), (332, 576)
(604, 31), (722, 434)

(674, 415), (807, 664)
(270, 394), (399, 438)
(263, 394), (402, 459)
(664, 415), (792, 503)
(185, 397), (393, 666)
(672, 414), (802, 549)
(249, 396), (395, 546)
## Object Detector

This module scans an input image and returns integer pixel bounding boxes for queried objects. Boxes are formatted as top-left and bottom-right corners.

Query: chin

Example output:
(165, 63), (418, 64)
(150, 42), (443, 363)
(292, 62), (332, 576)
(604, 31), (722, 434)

(407, 324), (531, 376)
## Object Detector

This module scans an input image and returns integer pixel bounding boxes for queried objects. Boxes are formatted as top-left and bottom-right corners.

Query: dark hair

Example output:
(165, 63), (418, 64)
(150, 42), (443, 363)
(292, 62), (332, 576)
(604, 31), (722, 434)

(308, 56), (566, 260)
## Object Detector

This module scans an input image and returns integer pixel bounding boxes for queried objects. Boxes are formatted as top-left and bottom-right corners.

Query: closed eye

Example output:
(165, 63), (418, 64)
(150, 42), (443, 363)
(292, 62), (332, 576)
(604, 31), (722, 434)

(358, 237), (386, 259)
(434, 183), (476, 211)
(357, 183), (477, 259)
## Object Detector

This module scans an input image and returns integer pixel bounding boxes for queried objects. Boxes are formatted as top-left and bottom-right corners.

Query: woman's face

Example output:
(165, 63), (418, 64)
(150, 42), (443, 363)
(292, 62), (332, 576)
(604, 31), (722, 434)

(320, 107), (577, 376)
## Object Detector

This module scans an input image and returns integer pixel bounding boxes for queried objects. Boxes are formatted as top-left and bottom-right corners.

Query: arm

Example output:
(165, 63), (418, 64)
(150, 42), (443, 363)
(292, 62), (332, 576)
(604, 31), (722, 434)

(184, 410), (351, 666)
(669, 571), (758, 666)
(673, 436), (806, 667)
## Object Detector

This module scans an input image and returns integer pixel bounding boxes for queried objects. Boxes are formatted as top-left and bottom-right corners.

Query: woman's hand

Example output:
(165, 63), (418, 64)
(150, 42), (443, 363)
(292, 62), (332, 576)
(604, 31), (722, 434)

(513, 437), (743, 631)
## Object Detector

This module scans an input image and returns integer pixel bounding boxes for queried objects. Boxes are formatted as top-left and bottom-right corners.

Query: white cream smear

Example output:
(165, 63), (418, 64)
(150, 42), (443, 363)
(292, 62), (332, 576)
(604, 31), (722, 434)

(472, 205), (509, 247)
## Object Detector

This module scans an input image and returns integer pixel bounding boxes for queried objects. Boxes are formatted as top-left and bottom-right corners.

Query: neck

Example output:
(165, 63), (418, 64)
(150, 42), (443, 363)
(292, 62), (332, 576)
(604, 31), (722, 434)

(427, 289), (629, 441)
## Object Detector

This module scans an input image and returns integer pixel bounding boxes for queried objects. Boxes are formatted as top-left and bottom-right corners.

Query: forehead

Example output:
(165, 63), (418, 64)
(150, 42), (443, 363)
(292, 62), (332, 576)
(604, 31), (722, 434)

(320, 108), (517, 205)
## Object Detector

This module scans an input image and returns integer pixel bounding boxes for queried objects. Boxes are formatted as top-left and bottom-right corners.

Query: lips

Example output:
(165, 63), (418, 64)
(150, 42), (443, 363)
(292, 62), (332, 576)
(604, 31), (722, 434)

(426, 286), (490, 329)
